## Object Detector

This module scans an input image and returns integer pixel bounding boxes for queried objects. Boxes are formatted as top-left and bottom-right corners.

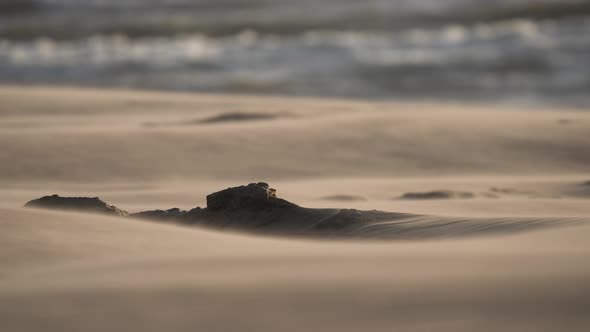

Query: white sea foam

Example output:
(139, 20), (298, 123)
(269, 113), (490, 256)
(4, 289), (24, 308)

(1, 34), (220, 67)
(0, 13), (588, 104)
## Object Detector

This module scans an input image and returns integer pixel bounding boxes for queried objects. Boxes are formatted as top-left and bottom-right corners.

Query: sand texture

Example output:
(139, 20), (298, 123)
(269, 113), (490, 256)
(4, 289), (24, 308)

(1, 86), (590, 331)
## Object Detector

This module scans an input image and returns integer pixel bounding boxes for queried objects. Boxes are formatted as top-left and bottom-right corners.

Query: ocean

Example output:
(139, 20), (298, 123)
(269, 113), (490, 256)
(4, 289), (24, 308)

(1, 0), (589, 106)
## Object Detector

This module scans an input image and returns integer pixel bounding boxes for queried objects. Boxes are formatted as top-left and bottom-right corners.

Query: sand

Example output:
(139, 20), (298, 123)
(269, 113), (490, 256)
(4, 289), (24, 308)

(1, 85), (589, 331)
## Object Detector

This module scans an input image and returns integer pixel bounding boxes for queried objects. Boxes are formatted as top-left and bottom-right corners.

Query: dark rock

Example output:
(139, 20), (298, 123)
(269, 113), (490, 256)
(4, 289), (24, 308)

(199, 112), (281, 124)
(25, 194), (128, 216)
(489, 187), (530, 195)
(206, 182), (295, 210)
(400, 190), (475, 200)
(131, 208), (186, 220)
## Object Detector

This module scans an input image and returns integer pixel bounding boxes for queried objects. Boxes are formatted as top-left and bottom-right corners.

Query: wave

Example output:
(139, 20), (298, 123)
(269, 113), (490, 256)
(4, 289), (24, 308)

(2, 1), (590, 40)
(1, 12), (589, 105)
(3, 17), (587, 64)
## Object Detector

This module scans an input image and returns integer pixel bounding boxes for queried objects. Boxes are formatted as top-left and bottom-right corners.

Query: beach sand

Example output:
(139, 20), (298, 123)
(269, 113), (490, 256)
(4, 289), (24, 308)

(1, 86), (589, 331)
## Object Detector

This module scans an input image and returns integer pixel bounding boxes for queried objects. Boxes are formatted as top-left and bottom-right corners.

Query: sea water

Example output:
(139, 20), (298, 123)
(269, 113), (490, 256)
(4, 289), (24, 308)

(1, 0), (589, 106)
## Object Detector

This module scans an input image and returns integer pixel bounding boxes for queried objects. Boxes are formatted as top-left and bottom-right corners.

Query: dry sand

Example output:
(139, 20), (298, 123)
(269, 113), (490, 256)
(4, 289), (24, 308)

(1, 85), (589, 331)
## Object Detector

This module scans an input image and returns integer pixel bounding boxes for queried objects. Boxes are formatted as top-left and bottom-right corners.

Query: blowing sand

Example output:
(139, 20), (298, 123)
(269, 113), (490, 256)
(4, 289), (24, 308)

(1, 86), (589, 331)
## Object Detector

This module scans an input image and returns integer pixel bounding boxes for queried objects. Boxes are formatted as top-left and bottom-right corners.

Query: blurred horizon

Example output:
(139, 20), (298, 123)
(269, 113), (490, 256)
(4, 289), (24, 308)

(1, 0), (589, 106)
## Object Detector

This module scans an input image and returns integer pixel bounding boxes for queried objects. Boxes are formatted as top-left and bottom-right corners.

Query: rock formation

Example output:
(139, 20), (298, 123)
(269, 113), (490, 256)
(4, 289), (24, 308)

(206, 182), (296, 210)
(24, 194), (128, 217)
(24, 183), (570, 239)
(130, 208), (186, 220)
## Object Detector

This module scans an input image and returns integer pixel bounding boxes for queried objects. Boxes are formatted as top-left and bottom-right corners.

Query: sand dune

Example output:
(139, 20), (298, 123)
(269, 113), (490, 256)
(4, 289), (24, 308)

(1, 86), (589, 331)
